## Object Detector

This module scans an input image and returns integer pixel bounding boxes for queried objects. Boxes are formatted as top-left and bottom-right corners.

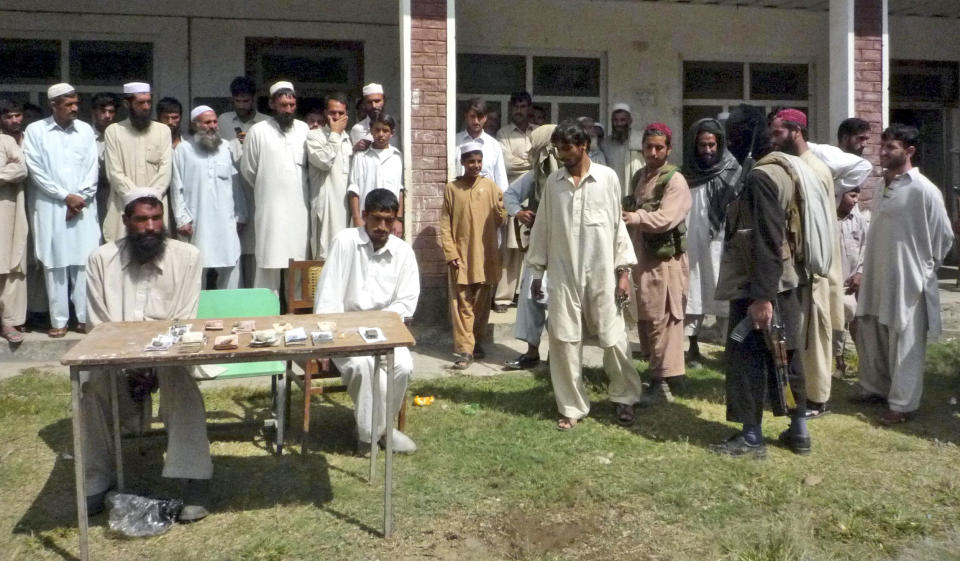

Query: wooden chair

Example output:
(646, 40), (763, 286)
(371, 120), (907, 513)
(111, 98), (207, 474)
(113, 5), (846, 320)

(284, 259), (407, 453)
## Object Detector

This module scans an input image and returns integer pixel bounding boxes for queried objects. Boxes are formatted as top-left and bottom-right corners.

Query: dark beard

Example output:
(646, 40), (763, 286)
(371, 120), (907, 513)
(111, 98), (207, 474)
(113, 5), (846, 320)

(366, 108), (382, 121)
(274, 112), (295, 131)
(127, 229), (168, 265)
(195, 128), (222, 152)
(130, 112), (152, 131)
(697, 152), (721, 168)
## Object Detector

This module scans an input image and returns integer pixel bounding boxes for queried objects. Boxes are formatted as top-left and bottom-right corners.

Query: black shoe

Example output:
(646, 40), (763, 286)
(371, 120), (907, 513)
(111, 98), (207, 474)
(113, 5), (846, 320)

(710, 434), (767, 459)
(180, 479), (211, 522)
(86, 490), (107, 516)
(504, 354), (540, 370)
(492, 304), (509, 313)
(473, 345), (486, 359)
(778, 429), (812, 455)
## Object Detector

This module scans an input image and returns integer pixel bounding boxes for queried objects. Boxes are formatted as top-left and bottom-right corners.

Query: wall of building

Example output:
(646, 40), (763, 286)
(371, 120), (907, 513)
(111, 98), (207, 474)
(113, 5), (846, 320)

(1, 2), (401, 112)
(457, 0), (832, 160)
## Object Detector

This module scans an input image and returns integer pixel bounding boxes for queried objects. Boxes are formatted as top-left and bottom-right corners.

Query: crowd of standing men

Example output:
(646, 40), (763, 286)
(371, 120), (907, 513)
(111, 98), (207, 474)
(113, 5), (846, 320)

(0, 76), (954, 472)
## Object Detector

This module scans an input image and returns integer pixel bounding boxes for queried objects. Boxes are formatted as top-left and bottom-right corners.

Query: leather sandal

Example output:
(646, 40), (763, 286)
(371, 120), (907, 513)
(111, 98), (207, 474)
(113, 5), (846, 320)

(1, 325), (24, 343)
(450, 354), (473, 370)
(48, 327), (68, 338)
(879, 409), (912, 425)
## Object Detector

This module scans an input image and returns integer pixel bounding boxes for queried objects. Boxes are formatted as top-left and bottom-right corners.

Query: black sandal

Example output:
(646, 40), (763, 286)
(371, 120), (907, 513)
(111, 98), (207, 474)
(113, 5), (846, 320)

(615, 403), (636, 427)
(451, 354), (473, 370)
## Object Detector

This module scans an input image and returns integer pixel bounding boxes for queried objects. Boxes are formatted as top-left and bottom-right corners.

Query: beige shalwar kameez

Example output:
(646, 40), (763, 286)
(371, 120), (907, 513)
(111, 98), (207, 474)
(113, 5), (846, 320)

(0, 135), (28, 327)
(82, 238), (211, 497)
(798, 150), (845, 406)
(525, 162), (643, 420)
(440, 176), (507, 355)
(627, 167), (692, 378)
(495, 122), (537, 307)
(102, 119), (173, 242)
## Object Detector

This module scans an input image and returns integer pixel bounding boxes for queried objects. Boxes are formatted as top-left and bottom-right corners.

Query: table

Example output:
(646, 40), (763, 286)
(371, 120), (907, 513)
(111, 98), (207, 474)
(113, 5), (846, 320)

(61, 310), (415, 561)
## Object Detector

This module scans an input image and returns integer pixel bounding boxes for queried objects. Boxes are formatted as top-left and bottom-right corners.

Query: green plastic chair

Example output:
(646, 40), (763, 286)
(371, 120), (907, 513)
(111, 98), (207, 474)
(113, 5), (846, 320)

(196, 288), (287, 454)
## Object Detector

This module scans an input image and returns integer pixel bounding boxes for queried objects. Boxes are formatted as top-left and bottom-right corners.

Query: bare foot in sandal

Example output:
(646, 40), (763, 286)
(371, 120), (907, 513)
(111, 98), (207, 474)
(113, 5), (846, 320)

(450, 354), (473, 370)
(556, 417), (578, 431)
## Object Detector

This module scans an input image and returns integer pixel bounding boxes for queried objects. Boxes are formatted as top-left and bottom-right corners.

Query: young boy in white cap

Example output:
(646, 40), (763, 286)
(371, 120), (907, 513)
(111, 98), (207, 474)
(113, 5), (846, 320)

(440, 142), (507, 369)
(347, 113), (404, 236)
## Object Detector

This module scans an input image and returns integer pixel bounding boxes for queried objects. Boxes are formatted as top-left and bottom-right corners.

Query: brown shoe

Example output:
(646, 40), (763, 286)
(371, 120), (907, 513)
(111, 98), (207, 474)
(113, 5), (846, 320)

(75, 323), (88, 334)
(879, 409), (912, 425)
(48, 327), (68, 338)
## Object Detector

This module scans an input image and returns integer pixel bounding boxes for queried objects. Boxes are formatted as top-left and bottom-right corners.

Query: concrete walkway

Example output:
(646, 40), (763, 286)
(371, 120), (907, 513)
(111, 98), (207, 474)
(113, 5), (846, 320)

(5, 265), (960, 383)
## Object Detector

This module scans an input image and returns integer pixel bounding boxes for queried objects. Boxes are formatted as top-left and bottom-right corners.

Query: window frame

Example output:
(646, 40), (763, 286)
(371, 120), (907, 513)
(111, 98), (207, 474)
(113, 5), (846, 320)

(0, 31), (156, 105)
(455, 46), (606, 128)
(680, 57), (815, 138)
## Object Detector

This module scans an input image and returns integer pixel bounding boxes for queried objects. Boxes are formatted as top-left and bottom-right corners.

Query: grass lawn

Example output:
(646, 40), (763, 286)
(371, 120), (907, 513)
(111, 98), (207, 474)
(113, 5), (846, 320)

(1, 342), (960, 561)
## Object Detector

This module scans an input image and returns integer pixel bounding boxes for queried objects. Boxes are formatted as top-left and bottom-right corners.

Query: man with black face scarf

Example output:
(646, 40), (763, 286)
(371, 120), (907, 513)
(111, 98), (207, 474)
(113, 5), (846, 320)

(102, 82), (173, 243)
(83, 189), (212, 521)
(681, 118), (741, 364)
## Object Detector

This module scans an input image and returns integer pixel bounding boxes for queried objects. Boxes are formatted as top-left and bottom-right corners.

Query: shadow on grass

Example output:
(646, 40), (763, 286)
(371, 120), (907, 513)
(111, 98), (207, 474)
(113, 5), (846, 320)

(13, 412), (350, 551)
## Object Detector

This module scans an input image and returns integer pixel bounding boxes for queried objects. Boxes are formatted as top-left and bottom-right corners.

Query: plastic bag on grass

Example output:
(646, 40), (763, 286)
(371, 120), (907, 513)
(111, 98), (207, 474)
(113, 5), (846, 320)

(106, 492), (183, 537)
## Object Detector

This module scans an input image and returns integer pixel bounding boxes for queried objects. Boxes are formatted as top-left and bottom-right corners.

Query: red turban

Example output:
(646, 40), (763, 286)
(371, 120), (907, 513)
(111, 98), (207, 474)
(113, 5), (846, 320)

(644, 122), (672, 144)
(775, 108), (807, 128)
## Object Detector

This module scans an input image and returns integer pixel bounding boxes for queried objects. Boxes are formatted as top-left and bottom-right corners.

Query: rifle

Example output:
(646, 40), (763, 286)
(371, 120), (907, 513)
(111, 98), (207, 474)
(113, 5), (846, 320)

(729, 302), (796, 417)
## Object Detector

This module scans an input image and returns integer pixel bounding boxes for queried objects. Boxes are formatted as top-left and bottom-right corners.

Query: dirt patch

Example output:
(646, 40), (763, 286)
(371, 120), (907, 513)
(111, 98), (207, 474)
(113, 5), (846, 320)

(495, 509), (602, 560)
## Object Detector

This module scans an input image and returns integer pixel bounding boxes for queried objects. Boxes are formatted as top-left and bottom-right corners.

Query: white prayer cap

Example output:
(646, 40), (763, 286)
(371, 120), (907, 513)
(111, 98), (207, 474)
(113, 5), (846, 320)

(47, 83), (75, 99)
(190, 105), (215, 121)
(269, 81), (295, 96)
(362, 83), (384, 96)
(595, 122), (605, 132)
(122, 187), (161, 208)
(459, 141), (483, 157)
(123, 82), (151, 95)
(611, 102), (632, 115)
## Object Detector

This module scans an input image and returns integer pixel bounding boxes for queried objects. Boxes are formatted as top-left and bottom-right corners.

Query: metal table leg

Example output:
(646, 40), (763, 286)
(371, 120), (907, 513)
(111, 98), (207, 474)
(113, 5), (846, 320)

(70, 366), (89, 561)
(384, 350), (395, 537)
(276, 371), (286, 456)
(369, 353), (381, 482)
(109, 370), (124, 490)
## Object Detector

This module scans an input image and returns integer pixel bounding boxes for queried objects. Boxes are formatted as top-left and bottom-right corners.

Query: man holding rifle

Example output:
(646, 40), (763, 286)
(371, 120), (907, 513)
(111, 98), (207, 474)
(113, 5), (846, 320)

(712, 112), (818, 458)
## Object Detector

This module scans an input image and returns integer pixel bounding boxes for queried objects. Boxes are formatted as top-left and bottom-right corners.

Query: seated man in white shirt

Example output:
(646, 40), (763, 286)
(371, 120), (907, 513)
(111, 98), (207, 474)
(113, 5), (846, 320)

(314, 188), (420, 452)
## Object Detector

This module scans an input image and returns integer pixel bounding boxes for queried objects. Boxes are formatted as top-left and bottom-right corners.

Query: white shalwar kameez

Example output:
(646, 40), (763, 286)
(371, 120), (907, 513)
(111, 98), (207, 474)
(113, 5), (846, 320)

(347, 146), (403, 209)
(239, 118), (310, 293)
(504, 171), (546, 346)
(171, 138), (247, 289)
(856, 167), (954, 412)
(22, 117), (101, 328)
(306, 125), (352, 260)
(525, 162), (643, 420)
(313, 227), (420, 443)
(684, 185), (725, 321)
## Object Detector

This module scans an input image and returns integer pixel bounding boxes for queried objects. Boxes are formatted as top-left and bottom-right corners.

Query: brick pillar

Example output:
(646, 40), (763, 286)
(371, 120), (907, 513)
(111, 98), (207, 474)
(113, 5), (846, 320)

(409, 0), (449, 320)
(854, 0), (884, 203)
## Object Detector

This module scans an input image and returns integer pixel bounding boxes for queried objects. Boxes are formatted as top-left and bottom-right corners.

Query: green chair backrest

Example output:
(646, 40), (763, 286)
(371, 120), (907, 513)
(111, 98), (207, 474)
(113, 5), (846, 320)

(197, 288), (279, 319)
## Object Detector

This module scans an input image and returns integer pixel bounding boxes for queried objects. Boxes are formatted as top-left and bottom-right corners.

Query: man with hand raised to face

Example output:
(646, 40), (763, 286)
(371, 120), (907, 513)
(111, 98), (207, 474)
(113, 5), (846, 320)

(306, 92), (354, 261)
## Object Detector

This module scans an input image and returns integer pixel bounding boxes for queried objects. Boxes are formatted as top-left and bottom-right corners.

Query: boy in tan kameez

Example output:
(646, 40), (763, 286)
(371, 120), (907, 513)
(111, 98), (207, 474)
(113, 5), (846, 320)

(441, 142), (507, 369)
